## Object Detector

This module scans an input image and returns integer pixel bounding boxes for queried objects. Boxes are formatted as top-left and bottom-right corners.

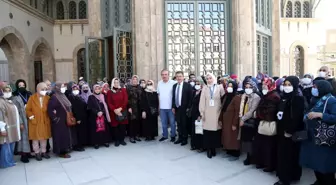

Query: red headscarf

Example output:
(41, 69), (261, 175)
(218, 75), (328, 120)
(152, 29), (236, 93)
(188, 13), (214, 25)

(263, 77), (276, 91)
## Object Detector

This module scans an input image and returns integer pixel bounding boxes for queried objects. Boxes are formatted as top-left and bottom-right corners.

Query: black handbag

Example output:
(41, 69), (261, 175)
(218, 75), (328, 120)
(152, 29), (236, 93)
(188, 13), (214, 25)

(116, 110), (127, 122)
(149, 107), (158, 115)
(241, 119), (258, 142)
(292, 130), (308, 142)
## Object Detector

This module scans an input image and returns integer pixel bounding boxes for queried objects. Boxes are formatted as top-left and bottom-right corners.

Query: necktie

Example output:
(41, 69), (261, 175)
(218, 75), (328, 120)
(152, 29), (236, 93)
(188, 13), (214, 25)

(176, 84), (180, 107)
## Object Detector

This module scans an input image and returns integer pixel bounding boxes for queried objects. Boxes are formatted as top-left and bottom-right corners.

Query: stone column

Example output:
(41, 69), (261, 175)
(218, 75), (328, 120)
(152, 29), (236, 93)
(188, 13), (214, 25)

(231, 0), (256, 78)
(88, 0), (101, 37)
(132, 0), (164, 82)
(272, 0), (281, 76)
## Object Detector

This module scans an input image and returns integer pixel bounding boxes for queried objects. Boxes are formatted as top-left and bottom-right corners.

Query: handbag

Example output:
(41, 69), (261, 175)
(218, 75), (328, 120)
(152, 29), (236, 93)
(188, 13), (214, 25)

(313, 97), (336, 147)
(195, 120), (203, 134)
(258, 120), (277, 136)
(292, 129), (308, 142)
(96, 116), (106, 132)
(56, 97), (76, 126)
(116, 110), (127, 122)
(240, 119), (258, 142)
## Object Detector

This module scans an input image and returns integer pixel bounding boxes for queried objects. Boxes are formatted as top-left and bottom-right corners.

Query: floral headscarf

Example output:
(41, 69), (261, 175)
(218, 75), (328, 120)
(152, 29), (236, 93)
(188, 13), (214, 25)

(263, 77), (276, 91)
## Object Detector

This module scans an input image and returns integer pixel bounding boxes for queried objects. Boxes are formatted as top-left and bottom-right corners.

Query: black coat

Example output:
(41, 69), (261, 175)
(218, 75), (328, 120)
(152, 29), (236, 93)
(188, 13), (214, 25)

(172, 82), (193, 110)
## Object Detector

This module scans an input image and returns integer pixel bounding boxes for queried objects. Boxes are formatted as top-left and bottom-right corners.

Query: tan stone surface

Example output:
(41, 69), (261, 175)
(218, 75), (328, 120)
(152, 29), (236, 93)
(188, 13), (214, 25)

(272, 0), (281, 76)
(88, 0), (101, 37)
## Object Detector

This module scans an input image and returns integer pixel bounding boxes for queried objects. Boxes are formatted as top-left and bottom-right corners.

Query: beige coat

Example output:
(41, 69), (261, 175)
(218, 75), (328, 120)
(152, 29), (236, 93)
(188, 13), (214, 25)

(199, 84), (225, 131)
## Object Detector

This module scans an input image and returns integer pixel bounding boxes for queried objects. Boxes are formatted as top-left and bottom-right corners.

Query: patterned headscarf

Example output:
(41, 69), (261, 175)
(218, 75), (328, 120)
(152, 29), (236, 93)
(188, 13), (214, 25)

(256, 72), (264, 82)
(245, 79), (258, 92)
(263, 77), (276, 91)
(92, 84), (111, 122)
(79, 83), (92, 103)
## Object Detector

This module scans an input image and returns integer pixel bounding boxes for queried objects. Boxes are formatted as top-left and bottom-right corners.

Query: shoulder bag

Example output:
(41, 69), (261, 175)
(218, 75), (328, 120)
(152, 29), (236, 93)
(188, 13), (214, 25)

(146, 93), (158, 116)
(56, 97), (76, 126)
(116, 110), (128, 122)
(258, 120), (277, 136)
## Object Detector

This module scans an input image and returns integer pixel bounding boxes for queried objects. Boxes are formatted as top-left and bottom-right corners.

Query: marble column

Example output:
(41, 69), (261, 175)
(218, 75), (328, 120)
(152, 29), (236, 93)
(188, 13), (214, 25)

(132, 0), (164, 82)
(88, 0), (101, 37)
(272, 0), (281, 76)
(231, 0), (256, 78)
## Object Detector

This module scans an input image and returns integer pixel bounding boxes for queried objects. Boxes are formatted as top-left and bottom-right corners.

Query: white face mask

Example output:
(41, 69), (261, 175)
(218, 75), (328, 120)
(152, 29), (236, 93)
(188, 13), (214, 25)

(190, 82), (195, 87)
(72, 90), (80, 95)
(227, 87), (233, 93)
(318, 71), (326, 78)
(147, 85), (154, 91)
(301, 78), (312, 85)
(40, 90), (47, 96)
(245, 88), (253, 95)
(60, 87), (67, 93)
(279, 85), (284, 92)
(194, 85), (201, 90)
(262, 89), (268, 95)
(140, 84), (146, 88)
(283, 86), (294, 93)
(3, 92), (12, 99)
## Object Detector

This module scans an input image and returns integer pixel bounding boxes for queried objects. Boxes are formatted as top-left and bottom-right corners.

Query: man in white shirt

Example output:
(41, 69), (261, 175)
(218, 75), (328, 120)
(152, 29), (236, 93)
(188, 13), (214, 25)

(157, 69), (177, 142)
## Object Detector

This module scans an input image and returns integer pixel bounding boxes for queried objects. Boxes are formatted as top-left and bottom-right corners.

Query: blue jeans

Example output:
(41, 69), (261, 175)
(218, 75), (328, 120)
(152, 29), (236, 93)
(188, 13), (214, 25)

(0, 143), (15, 168)
(160, 109), (176, 138)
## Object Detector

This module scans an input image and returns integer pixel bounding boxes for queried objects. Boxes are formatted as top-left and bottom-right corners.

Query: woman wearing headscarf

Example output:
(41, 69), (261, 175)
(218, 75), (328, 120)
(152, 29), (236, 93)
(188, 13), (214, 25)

(80, 83), (92, 104)
(256, 72), (265, 92)
(274, 76), (304, 185)
(107, 78), (129, 147)
(199, 73), (225, 159)
(239, 80), (261, 165)
(139, 79), (147, 90)
(47, 83), (74, 158)
(221, 80), (241, 161)
(253, 78), (280, 172)
(300, 73), (314, 106)
(102, 83), (110, 97)
(13, 79), (32, 106)
(126, 75), (143, 143)
(67, 84), (89, 151)
(0, 86), (21, 168)
(275, 78), (285, 97)
(26, 82), (51, 161)
(190, 77), (205, 152)
(300, 80), (336, 185)
(3, 86), (30, 163)
(87, 84), (111, 149)
(140, 80), (159, 141)
(65, 81), (76, 97)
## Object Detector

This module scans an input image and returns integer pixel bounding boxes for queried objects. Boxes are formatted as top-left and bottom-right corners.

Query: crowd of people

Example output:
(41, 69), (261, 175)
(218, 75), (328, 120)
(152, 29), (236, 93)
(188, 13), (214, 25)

(0, 66), (336, 185)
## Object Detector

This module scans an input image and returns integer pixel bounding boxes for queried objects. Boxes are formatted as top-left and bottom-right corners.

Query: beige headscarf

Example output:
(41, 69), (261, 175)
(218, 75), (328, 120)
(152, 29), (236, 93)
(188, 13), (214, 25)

(145, 80), (156, 92)
(111, 78), (121, 93)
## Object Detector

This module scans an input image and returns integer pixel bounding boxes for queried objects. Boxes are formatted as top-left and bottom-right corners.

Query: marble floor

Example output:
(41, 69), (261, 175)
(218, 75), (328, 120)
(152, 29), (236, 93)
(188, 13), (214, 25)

(0, 139), (314, 185)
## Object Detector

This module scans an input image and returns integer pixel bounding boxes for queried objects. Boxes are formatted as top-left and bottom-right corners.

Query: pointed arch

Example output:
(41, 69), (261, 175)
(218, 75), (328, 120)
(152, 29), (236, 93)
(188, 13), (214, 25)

(56, 1), (65, 19)
(79, 0), (87, 19)
(73, 43), (85, 80)
(69, 1), (77, 19)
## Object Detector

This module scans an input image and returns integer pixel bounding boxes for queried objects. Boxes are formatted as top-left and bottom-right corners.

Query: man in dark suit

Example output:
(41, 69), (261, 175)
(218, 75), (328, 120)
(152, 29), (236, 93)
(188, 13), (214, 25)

(172, 71), (193, 146)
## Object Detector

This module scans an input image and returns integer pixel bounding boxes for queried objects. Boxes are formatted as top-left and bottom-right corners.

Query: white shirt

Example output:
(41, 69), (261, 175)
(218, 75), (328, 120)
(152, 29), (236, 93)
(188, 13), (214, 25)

(39, 97), (43, 107)
(175, 82), (183, 107)
(157, 80), (176, 109)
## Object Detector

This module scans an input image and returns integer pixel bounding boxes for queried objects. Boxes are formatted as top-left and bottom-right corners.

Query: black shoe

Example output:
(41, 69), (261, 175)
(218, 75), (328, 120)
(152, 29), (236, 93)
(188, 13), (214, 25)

(104, 143), (110, 148)
(207, 150), (212, 159)
(145, 137), (151, 141)
(27, 153), (34, 159)
(174, 139), (182, 145)
(135, 137), (141, 142)
(211, 149), (216, 156)
(190, 146), (196, 150)
(181, 141), (188, 146)
(243, 158), (251, 166)
(159, 137), (168, 142)
(256, 165), (264, 169)
(130, 138), (136, 143)
(263, 168), (274, 173)
(42, 153), (50, 159)
(94, 145), (99, 149)
(120, 141), (127, 146)
(35, 154), (42, 161)
(115, 141), (120, 147)
(74, 147), (85, 152)
(273, 181), (289, 185)
(170, 137), (176, 142)
(20, 155), (29, 163)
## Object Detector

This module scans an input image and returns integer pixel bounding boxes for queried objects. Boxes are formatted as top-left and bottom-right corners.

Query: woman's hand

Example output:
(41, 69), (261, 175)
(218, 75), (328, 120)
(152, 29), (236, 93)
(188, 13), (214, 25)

(239, 120), (244, 127)
(142, 112), (146, 119)
(77, 120), (81, 124)
(232, 125), (237, 131)
(114, 109), (120, 115)
(307, 112), (323, 120)
(284, 132), (292, 138)
(128, 108), (132, 114)
(197, 116), (201, 122)
(53, 110), (57, 115)
(20, 124), (24, 130)
(97, 112), (103, 117)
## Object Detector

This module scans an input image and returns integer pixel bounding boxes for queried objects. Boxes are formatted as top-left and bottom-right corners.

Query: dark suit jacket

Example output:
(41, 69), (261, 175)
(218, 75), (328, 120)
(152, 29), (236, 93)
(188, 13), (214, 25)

(172, 82), (193, 110)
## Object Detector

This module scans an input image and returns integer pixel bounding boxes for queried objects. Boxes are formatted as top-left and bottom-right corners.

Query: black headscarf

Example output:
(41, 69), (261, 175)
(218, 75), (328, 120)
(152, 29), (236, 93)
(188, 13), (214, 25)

(314, 80), (333, 98)
(222, 81), (237, 112)
(13, 79), (32, 104)
(283, 76), (300, 99)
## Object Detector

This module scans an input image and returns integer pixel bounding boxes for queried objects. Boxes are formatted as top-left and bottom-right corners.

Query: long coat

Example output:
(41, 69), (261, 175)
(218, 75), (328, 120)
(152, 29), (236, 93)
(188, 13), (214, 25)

(47, 96), (73, 154)
(0, 97), (20, 144)
(106, 88), (128, 127)
(221, 95), (241, 150)
(10, 96), (30, 153)
(26, 93), (51, 140)
(199, 84), (225, 131)
(140, 90), (159, 138)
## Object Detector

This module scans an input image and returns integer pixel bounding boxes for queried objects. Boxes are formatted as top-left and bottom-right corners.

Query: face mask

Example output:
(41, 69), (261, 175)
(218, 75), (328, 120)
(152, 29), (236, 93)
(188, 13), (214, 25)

(147, 86), (154, 91)
(19, 87), (26, 92)
(227, 87), (233, 93)
(302, 78), (312, 85)
(245, 88), (253, 95)
(279, 85), (284, 92)
(311, 87), (319, 97)
(140, 84), (146, 88)
(283, 86), (294, 93)
(40, 90), (47, 96)
(3, 92), (12, 99)
(318, 71), (326, 78)
(194, 85), (201, 90)
(262, 89), (268, 95)
(83, 90), (89, 93)
(190, 82), (195, 87)
(237, 88), (243, 92)
(60, 87), (67, 93)
(73, 90), (80, 95)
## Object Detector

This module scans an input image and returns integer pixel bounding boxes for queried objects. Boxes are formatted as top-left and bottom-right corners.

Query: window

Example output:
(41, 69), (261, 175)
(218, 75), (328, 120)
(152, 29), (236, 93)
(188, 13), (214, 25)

(56, 1), (65, 19)
(255, 0), (272, 30)
(256, 33), (271, 74)
(255, 0), (259, 23)
(283, 0), (312, 18)
(30, 0), (33, 6)
(286, 1), (293, 17)
(79, 1), (87, 19)
(69, 1), (77, 19)
(303, 1), (310, 18)
(261, 0), (265, 26)
(294, 1), (301, 18)
(43, 0), (50, 15)
(34, 0), (37, 9)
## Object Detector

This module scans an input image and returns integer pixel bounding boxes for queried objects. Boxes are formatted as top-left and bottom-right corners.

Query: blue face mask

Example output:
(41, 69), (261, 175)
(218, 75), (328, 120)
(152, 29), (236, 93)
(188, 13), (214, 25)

(311, 87), (319, 97)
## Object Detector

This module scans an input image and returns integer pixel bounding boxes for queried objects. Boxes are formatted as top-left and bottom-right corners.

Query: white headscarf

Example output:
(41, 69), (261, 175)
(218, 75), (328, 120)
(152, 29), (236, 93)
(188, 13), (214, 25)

(206, 73), (217, 86)
(111, 78), (121, 93)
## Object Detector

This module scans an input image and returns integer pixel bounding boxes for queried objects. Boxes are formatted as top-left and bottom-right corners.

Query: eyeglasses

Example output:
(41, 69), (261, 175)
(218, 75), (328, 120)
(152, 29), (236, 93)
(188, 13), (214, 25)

(319, 69), (327, 72)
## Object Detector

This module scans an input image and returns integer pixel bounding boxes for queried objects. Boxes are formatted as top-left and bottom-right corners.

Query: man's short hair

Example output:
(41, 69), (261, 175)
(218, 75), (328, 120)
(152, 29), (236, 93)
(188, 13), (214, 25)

(175, 71), (184, 76)
(161, 69), (169, 74)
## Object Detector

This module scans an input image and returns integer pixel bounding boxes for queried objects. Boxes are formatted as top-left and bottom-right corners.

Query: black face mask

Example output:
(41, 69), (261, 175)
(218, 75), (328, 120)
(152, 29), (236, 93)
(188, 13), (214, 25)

(83, 90), (89, 93)
(19, 87), (26, 92)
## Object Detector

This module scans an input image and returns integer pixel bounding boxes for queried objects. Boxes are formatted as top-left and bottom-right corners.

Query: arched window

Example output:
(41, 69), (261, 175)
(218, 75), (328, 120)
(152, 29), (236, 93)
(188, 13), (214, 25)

(69, 1), (77, 19)
(260, 0), (265, 26)
(79, 1), (87, 19)
(294, 46), (304, 77)
(286, 1), (293, 18)
(303, 1), (310, 18)
(294, 1), (301, 18)
(42, 0), (50, 15)
(56, 1), (65, 19)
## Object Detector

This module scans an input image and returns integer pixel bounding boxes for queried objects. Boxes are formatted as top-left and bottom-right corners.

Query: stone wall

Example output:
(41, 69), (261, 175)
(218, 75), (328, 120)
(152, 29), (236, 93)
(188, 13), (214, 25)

(88, 0), (102, 37)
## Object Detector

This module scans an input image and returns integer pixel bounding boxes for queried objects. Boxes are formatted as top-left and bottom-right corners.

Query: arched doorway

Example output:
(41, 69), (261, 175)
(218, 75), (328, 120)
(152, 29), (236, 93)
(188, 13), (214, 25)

(293, 45), (304, 77)
(0, 26), (30, 89)
(77, 48), (86, 79)
(31, 38), (55, 88)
